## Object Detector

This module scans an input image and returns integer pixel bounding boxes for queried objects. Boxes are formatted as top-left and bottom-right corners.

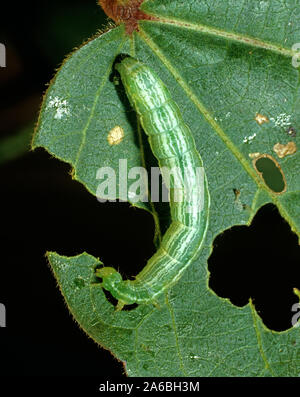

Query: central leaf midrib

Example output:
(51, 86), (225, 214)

(140, 15), (295, 58)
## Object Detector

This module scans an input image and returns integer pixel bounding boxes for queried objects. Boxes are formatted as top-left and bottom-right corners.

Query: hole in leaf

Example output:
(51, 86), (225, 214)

(208, 204), (300, 332)
(253, 155), (286, 193)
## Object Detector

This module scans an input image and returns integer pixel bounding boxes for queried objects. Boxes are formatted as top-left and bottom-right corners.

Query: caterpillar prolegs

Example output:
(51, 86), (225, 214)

(96, 57), (210, 310)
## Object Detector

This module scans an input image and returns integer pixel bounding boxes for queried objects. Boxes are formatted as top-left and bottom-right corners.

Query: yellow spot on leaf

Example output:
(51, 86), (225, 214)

(273, 141), (297, 158)
(107, 126), (124, 146)
(255, 113), (269, 125)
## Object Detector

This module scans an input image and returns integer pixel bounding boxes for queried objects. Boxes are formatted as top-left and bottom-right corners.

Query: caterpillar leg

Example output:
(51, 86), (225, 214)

(116, 300), (126, 311)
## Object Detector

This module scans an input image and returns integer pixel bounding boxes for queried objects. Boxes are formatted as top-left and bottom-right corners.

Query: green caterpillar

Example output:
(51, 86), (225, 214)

(96, 56), (210, 310)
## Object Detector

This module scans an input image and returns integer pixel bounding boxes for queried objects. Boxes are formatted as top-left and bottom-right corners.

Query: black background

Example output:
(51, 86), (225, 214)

(0, 0), (299, 377)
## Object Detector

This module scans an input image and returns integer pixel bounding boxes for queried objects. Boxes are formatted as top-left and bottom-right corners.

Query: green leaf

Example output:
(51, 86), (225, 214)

(33, 0), (300, 376)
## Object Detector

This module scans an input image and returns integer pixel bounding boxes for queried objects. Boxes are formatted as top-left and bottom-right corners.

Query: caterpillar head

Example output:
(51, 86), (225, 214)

(96, 267), (122, 290)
